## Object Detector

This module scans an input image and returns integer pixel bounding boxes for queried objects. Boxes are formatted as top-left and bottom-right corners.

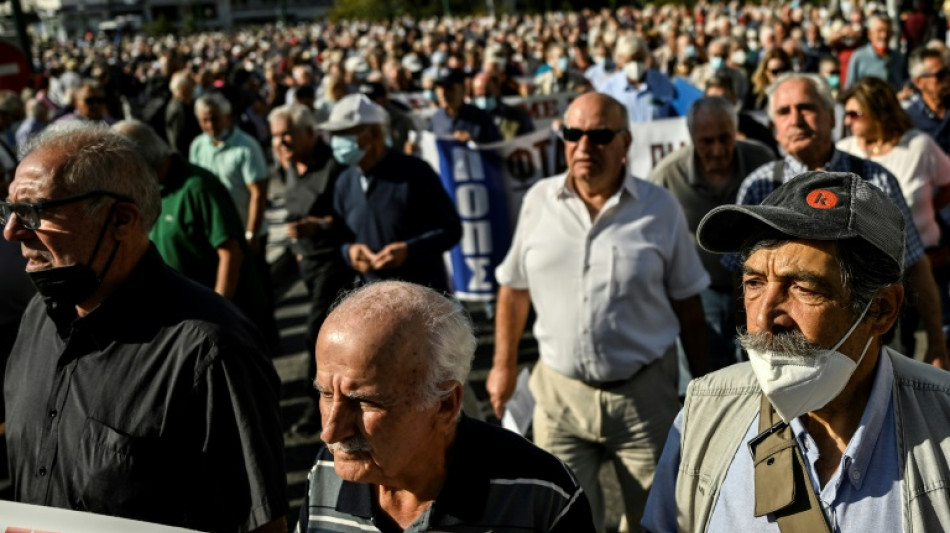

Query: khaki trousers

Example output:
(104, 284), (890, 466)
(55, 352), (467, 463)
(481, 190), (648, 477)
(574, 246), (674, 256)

(529, 350), (679, 533)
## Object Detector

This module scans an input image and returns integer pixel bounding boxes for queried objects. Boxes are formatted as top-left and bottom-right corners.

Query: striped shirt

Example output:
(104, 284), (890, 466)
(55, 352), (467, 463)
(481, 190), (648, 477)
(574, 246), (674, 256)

(722, 149), (924, 272)
(296, 416), (595, 533)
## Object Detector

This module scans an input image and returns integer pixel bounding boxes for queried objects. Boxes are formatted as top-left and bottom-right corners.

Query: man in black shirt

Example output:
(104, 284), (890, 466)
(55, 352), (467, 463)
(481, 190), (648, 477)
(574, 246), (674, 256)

(1, 121), (287, 533)
(269, 103), (353, 435)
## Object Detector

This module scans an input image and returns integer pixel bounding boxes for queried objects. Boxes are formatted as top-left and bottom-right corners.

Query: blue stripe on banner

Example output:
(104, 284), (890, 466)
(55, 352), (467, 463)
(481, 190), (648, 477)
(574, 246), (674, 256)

(435, 139), (513, 301)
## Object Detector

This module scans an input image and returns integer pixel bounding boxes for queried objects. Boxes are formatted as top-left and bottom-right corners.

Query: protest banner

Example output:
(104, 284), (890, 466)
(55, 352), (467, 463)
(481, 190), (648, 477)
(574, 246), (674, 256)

(626, 116), (690, 178)
(0, 500), (201, 533)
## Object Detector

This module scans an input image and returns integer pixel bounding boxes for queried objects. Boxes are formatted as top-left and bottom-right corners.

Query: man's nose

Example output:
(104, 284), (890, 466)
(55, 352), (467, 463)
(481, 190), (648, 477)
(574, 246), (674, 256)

(2, 213), (33, 242)
(748, 284), (794, 334)
(319, 397), (356, 444)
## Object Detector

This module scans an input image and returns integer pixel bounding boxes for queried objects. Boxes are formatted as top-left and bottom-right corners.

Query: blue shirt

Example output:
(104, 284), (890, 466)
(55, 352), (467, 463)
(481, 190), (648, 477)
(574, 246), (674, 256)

(642, 351), (901, 533)
(722, 150), (925, 271)
(906, 96), (950, 156)
(595, 69), (677, 122)
(845, 43), (908, 90)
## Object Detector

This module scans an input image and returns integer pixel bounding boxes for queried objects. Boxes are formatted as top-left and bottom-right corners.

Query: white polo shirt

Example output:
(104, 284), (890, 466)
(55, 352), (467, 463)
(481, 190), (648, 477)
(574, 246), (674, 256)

(496, 172), (709, 383)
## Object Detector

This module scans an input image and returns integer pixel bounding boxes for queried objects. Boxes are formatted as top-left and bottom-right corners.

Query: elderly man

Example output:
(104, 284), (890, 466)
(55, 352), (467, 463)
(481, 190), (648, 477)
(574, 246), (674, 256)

(643, 171), (950, 532)
(845, 14), (908, 89)
(2, 122), (287, 532)
(297, 281), (596, 532)
(471, 72), (535, 141)
(906, 47), (950, 155)
(650, 97), (775, 369)
(734, 73), (947, 367)
(596, 34), (677, 122)
(325, 94), (461, 291)
(488, 92), (710, 533)
(533, 44), (590, 95)
(269, 103), (352, 435)
(111, 119), (274, 336)
(430, 67), (501, 144)
(165, 69), (201, 157)
(690, 37), (749, 103)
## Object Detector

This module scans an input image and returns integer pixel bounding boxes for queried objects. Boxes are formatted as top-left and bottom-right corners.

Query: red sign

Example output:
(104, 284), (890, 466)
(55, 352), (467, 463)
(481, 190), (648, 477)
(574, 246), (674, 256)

(0, 40), (31, 92)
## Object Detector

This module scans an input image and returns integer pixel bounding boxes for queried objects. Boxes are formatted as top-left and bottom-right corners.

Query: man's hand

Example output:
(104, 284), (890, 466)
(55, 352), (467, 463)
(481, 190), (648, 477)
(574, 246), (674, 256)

(486, 363), (519, 419)
(453, 130), (472, 143)
(287, 216), (328, 240)
(371, 242), (409, 270)
(348, 244), (376, 274)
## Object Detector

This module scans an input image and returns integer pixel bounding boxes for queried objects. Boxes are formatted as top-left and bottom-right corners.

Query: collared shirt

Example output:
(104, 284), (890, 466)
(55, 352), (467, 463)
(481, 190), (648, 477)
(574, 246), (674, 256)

(296, 416), (596, 533)
(4, 246), (288, 532)
(845, 43), (908, 90)
(333, 148), (461, 291)
(495, 172), (709, 382)
(649, 140), (776, 290)
(642, 350), (901, 533)
(724, 149), (925, 271)
(595, 69), (677, 123)
(189, 128), (269, 234)
(906, 96), (950, 156)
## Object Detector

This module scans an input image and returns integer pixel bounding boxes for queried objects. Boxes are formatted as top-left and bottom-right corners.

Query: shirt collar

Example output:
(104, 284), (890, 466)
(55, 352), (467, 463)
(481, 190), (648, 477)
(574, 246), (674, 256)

(555, 170), (639, 202)
(783, 146), (839, 179)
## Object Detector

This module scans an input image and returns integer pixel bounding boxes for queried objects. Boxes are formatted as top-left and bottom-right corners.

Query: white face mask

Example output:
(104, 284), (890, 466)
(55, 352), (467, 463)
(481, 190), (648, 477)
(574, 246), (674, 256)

(624, 60), (647, 82)
(745, 302), (873, 423)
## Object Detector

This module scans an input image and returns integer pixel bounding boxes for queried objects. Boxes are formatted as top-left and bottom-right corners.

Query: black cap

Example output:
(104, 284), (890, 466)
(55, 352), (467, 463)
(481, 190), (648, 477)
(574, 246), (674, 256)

(697, 171), (905, 272)
(434, 67), (465, 87)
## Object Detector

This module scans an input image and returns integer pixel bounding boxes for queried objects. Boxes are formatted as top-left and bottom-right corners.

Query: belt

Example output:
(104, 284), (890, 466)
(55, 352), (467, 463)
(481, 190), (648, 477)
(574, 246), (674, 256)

(584, 375), (635, 390)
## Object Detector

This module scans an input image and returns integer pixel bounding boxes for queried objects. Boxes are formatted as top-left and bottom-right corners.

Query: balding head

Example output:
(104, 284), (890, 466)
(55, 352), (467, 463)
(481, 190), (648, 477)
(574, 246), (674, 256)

(322, 281), (475, 407)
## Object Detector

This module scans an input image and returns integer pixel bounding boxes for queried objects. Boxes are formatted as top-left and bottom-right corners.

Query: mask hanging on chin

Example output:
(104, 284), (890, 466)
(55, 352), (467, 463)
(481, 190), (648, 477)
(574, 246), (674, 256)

(28, 202), (122, 313)
(624, 61), (648, 83)
(746, 302), (874, 423)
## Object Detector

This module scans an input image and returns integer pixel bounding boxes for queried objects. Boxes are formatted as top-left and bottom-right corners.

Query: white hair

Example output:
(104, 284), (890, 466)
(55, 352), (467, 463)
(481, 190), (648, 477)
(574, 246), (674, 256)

(194, 92), (231, 117)
(766, 72), (835, 120)
(111, 119), (174, 169)
(267, 103), (317, 133)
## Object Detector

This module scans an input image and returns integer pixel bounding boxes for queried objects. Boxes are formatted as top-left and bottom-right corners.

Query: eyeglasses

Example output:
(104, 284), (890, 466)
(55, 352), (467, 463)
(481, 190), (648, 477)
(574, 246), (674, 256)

(768, 68), (789, 76)
(920, 69), (950, 81)
(0, 190), (130, 231)
(560, 127), (626, 145)
(84, 96), (107, 105)
(843, 110), (865, 120)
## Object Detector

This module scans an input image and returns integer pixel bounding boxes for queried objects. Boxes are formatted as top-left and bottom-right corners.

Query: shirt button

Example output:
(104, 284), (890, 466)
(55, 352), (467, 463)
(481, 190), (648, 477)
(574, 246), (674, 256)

(852, 470), (861, 480)
(48, 409), (57, 418)
(38, 467), (47, 477)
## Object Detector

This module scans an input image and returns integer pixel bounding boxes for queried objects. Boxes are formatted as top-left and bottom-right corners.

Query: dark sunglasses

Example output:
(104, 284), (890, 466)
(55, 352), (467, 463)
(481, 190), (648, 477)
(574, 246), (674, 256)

(0, 190), (130, 230)
(921, 69), (950, 81)
(84, 96), (107, 105)
(560, 127), (626, 145)
(843, 110), (865, 120)
(768, 68), (789, 76)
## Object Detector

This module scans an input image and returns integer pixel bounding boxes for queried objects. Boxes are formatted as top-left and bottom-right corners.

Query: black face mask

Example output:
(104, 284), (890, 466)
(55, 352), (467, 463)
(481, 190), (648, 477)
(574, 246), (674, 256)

(28, 202), (121, 312)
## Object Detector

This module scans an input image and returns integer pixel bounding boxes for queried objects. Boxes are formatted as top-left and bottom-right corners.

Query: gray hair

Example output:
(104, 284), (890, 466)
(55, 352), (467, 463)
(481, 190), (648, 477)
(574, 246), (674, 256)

(20, 121), (161, 230)
(168, 70), (193, 97)
(329, 281), (476, 411)
(909, 46), (946, 79)
(740, 231), (903, 320)
(687, 96), (738, 134)
(111, 119), (173, 169)
(614, 34), (648, 62)
(194, 92), (231, 117)
(766, 72), (835, 120)
(267, 104), (318, 133)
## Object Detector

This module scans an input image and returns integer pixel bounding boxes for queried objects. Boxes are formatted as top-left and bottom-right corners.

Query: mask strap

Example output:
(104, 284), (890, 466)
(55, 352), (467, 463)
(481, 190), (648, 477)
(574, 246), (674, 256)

(86, 200), (122, 282)
(830, 300), (872, 352)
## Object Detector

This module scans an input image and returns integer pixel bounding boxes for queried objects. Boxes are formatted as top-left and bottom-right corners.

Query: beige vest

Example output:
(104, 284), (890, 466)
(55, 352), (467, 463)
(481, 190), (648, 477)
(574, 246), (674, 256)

(673, 348), (950, 532)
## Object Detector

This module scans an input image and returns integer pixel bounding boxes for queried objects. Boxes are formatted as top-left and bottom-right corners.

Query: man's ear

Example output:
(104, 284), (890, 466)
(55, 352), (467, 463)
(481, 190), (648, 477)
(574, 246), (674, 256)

(867, 284), (904, 336)
(436, 381), (464, 429)
(111, 202), (143, 241)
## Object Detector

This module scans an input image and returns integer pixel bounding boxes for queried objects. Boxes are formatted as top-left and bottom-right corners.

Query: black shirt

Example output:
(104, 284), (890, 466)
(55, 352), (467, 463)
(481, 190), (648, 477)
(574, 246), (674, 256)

(4, 246), (288, 532)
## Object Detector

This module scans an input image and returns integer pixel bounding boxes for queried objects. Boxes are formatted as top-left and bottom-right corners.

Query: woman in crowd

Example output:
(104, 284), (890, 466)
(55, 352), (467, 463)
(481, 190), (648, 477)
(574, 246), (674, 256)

(746, 47), (791, 110)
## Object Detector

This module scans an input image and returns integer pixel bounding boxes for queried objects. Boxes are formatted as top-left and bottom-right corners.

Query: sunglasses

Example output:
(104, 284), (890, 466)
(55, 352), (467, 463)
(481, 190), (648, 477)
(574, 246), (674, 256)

(768, 68), (789, 76)
(920, 69), (950, 81)
(560, 127), (626, 145)
(0, 190), (130, 231)
(84, 96), (107, 105)
(843, 110), (865, 120)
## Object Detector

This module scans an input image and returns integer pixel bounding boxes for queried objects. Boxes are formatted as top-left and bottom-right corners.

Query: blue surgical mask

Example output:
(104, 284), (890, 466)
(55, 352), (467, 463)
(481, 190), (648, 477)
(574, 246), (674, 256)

(473, 96), (497, 111)
(331, 134), (366, 166)
(423, 89), (436, 102)
(685, 45), (698, 58)
(826, 74), (840, 90)
(556, 57), (569, 72)
(709, 56), (724, 70)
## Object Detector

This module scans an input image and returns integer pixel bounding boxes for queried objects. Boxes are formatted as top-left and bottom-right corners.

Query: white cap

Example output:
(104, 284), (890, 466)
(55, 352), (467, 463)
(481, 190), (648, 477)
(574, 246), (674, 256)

(318, 94), (388, 132)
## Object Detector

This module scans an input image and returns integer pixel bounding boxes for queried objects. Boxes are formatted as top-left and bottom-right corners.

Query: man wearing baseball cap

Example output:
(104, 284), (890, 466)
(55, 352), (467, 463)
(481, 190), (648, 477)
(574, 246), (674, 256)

(642, 171), (950, 532)
(429, 67), (501, 144)
(319, 94), (461, 291)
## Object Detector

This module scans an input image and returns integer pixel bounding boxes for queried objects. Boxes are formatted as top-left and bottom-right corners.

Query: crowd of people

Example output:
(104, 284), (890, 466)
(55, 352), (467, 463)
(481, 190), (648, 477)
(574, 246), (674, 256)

(3, 0), (950, 532)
